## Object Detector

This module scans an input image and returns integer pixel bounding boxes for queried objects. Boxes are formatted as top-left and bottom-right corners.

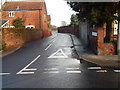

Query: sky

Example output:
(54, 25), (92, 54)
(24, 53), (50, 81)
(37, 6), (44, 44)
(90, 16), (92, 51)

(0, 0), (76, 27)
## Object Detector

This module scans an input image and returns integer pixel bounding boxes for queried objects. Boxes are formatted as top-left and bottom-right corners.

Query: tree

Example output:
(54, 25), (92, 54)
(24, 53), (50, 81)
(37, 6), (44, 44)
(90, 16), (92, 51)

(70, 14), (79, 27)
(67, 2), (120, 42)
(12, 17), (25, 28)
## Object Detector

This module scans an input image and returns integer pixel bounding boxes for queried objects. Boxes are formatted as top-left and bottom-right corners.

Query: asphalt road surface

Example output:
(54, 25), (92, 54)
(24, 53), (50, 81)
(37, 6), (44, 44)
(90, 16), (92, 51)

(1, 31), (120, 88)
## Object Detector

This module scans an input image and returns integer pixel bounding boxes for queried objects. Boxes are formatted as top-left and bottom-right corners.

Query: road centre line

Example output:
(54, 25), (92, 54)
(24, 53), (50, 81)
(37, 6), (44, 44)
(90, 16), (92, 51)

(45, 43), (52, 51)
(16, 55), (40, 74)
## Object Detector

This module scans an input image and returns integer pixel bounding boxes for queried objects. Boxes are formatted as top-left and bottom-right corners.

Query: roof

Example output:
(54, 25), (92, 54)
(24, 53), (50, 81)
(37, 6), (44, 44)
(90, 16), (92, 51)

(2, 1), (44, 11)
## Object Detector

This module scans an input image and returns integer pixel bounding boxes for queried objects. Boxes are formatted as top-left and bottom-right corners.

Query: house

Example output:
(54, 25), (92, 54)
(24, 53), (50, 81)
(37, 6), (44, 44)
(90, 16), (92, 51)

(2, 0), (51, 36)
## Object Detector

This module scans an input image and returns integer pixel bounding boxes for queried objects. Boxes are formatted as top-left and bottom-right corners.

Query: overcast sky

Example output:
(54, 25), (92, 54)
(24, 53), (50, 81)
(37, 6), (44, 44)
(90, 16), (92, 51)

(0, 0), (76, 27)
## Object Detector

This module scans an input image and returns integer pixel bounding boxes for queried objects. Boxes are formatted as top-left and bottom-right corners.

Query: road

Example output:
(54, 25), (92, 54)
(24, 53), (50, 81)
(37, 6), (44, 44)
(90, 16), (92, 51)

(2, 31), (120, 88)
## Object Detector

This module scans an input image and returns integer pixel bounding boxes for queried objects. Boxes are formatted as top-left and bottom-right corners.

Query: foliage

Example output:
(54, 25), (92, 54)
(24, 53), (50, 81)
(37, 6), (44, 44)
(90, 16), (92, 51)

(67, 2), (120, 42)
(67, 2), (120, 26)
(0, 43), (6, 50)
(12, 17), (25, 28)
(70, 14), (79, 27)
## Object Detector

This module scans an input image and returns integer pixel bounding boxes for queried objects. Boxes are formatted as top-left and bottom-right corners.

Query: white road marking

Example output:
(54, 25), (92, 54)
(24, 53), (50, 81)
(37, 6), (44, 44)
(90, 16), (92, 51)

(48, 49), (68, 58)
(17, 72), (35, 75)
(114, 70), (120, 73)
(16, 55), (40, 75)
(66, 68), (79, 70)
(0, 73), (10, 75)
(44, 68), (58, 70)
(88, 67), (102, 70)
(45, 44), (52, 51)
(23, 68), (37, 71)
(52, 39), (56, 43)
(96, 70), (107, 73)
(66, 71), (81, 73)
(43, 71), (59, 73)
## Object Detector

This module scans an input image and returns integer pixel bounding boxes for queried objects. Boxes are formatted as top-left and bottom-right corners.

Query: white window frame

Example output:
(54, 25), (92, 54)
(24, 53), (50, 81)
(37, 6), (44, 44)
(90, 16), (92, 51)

(9, 11), (14, 17)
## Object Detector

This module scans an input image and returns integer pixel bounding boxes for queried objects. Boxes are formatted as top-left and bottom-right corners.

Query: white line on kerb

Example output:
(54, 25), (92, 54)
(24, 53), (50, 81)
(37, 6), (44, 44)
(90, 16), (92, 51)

(16, 55), (40, 74)
(45, 44), (52, 51)
(0, 73), (11, 75)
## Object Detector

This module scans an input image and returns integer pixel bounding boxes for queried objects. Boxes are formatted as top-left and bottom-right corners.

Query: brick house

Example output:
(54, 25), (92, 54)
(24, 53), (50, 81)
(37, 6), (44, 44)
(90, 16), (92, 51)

(2, 1), (51, 36)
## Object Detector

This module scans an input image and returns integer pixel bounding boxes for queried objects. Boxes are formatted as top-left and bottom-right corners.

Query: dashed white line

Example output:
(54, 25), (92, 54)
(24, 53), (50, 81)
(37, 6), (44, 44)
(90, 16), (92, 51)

(44, 68), (58, 70)
(114, 70), (120, 73)
(45, 44), (52, 51)
(66, 71), (81, 73)
(96, 70), (107, 73)
(88, 67), (102, 70)
(16, 55), (40, 75)
(0, 73), (11, 75)
(43, 71), (59, 74)
(66, 68), (79, 70)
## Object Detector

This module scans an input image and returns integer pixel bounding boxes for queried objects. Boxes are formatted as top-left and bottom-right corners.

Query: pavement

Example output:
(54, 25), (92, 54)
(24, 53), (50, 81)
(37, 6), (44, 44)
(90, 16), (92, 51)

(70, 34), (120, 68)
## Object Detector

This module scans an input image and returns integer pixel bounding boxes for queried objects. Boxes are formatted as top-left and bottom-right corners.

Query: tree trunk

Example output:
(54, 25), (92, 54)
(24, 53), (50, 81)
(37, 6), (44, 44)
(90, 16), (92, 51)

(104, 22), (113, 43)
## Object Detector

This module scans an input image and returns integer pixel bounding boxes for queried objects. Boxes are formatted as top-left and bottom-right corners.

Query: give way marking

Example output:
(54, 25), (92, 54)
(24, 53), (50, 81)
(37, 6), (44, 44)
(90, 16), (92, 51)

(16, 55), (40, 75)
(48, 49), (68, 58)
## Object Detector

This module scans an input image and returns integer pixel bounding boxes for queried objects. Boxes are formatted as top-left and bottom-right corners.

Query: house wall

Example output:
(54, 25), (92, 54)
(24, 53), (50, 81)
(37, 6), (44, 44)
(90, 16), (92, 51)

(2, 10), (41, 28)
(40, 3), (49, 37)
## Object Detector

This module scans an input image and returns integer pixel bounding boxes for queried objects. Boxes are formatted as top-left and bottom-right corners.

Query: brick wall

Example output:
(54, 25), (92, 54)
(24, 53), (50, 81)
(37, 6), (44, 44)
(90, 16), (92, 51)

(58, 27), (79, 36)
(2, 28), (51, 50)
(89, 27), (116, 55)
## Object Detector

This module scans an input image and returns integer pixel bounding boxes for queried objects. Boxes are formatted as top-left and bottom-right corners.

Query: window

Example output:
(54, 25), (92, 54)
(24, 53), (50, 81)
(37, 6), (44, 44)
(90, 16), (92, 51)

(9, 11), (14, 17)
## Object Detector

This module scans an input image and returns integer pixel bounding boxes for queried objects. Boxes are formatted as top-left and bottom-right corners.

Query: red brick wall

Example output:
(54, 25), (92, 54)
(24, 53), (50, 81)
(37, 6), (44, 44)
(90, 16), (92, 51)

(89, 27), (116, 55)
(2, 28), (43, 49)
(58, 27), (79, 36)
